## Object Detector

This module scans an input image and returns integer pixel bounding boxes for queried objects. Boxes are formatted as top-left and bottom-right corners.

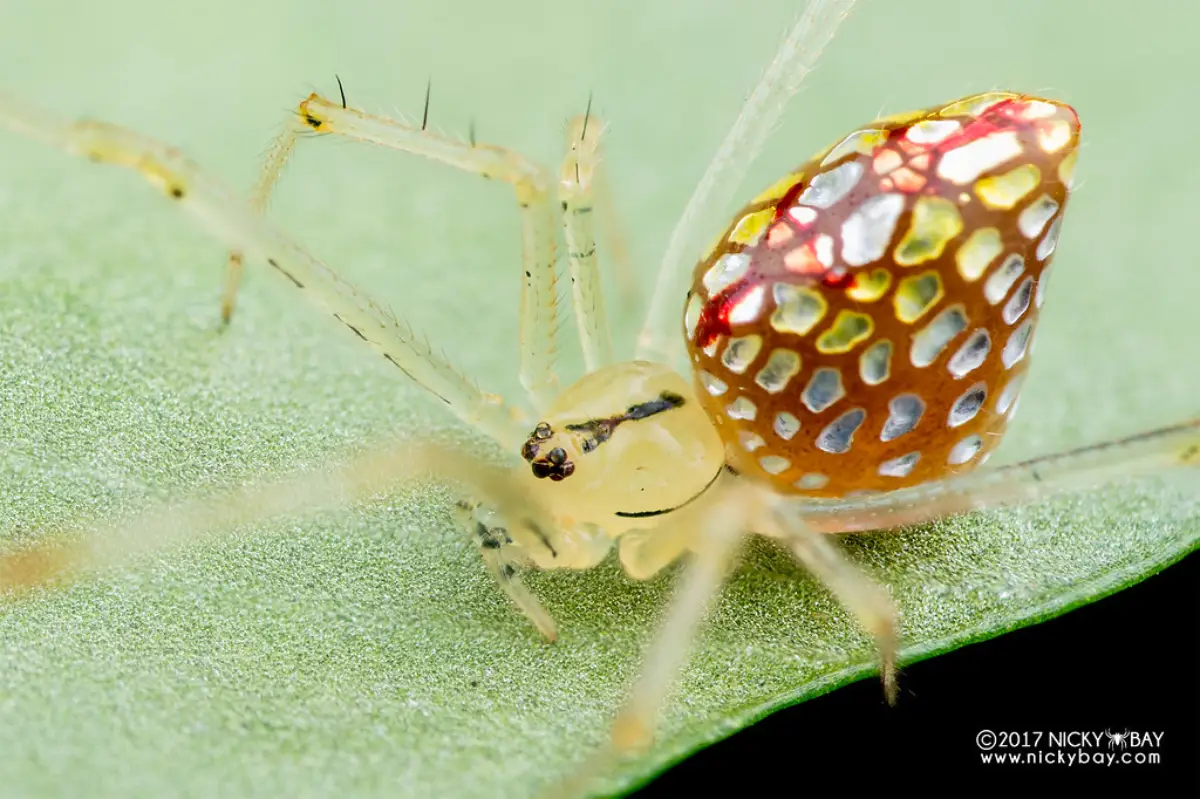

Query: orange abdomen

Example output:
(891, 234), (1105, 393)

(684, 92), (1080, 497)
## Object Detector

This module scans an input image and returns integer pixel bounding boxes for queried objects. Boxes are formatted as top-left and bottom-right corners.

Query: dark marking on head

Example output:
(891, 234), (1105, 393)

(520, 391), (688, 481)
(304, 114), (322, 129)
(563, 391), (686, 455)
(624, 391), (685, 420)
(168, 185), (185, 200)
(335, 74), (347, 109)
(267, 258), (304, 288)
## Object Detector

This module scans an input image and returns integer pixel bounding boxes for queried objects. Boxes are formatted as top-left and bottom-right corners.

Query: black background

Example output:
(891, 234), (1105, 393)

(635, 551), (1198, 798)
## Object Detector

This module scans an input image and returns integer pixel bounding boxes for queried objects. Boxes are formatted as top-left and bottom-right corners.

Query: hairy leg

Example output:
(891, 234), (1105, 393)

(552, 475), (746, 798)
(586, 123), (640, 320)
(637, 0), (859, 365)
(0, 436), (567, 640)
(559, 106), (615, 372)
(798, 418), (1200, 534)
(609, 497), (746, 752)
(761, 495), (899, 703)
(0, 91), (525, 448)
(457, 497), (558, 642)
(229, 90), (563, 409)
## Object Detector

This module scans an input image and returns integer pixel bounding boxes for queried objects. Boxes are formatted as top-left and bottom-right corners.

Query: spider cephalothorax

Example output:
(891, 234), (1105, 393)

(511, 361), (724, 539)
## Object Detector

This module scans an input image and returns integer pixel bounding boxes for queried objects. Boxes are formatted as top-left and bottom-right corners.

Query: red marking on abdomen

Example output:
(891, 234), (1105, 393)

(693, 283), (744, 350)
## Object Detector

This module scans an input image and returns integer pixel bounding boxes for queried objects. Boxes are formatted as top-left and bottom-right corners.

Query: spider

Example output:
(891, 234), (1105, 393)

(0, 0), (1197, 778)
(1105, 728), (1131, 750)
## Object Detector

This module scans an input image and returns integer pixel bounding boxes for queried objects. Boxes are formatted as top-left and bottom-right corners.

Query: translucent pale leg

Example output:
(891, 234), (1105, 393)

(456, 497), (558, 642)
(611, 483), (899, 752)
(617, 523), (693, 581)
(236, 92), (562, 410)
(220, 110), (296, 322)
(1, 439), (455, 593)
(761, 497), (899, 703)
(610, 477), (749, 752)
(608, 535), (743, 749)
(0, 91), (525, 449)
(551, 479), (746, 798)
(590, 140), (640, 316)
(636, 0), (859, 364)
(798, 418), (1200, 534)
(0, 436), (564, 640)
(559, 110), (614, 372)
(481, 547), (557, 641)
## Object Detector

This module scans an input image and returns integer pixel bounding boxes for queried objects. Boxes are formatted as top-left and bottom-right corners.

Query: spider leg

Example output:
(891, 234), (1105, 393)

(636, 0), (858, 364)
(0, 91), (525, 449)
(798, 417), (1200, 534)
(559, 109), (615, 371)
(0, 438), (444, 594)
(316, 440), (569, 642)
(610, 475), (748, 752)
(616, 522), (694, 581)
(550, 475), (745, 798)
(233, 91), (562, 410)
(583, 119), (640, 319)
(761, 496), (899, 703)
(560, 472), (889, 797)
(608, 474), (898, 755)
(601, 472), (894, 760)
(456, 497), (558, 642)
(0, 437), (565, 640)
(220, 104), (300, 323)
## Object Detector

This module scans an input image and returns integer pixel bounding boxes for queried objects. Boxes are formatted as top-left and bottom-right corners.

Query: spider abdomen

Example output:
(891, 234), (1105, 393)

(684, 92), (1079, 497)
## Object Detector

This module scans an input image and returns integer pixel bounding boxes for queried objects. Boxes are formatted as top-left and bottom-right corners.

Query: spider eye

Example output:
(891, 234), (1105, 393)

(548, 447), (566, 465)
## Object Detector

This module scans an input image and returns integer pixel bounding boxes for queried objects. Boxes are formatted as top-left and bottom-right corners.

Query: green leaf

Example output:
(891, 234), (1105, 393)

(1, 2), (1198, 797)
